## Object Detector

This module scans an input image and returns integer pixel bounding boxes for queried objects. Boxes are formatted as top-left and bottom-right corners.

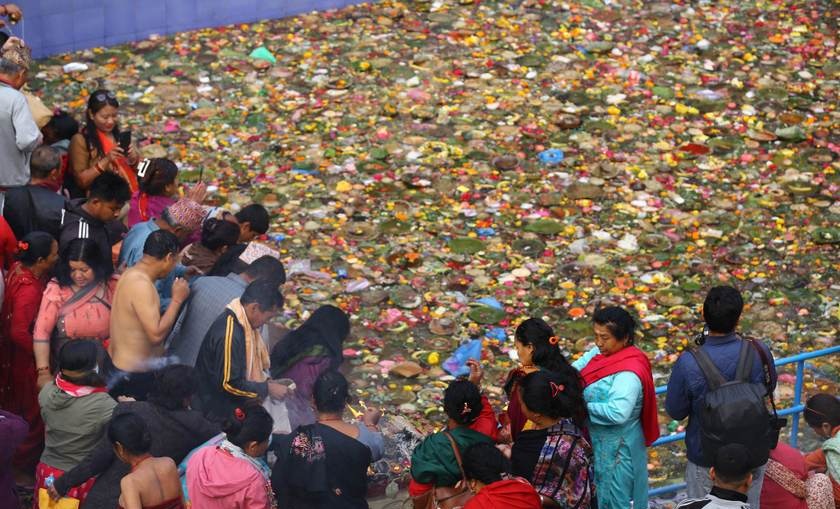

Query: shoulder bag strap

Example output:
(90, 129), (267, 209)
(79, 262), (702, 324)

(745, 337), (778, 415)
(443, 431), (467, 483)
(689, 346), (727, 390)
(734, 339), (754, 382)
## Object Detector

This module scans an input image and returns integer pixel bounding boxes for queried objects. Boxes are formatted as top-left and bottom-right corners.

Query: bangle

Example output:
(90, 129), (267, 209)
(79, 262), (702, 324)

(36, 366), (50, 373)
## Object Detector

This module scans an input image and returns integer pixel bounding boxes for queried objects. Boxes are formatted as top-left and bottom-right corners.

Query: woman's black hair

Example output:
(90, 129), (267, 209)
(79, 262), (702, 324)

(592, 305), (637, 345)
(223, 403), (273, 449)
(138, 158), (178, 197)
(313, 370), (350, 414)
(148, 364), (197, 411)
(55, 238), (111, 287)
(519, 369), (588, 429)
(108, 413), (152, 456)
(443, 379), (482, 426)
(269, 305), (350, 377)
(804, 393), (840, 428)
(207, 243), (248, 277)
(200, 218), (241, 252)
(462, 442), (510, 485)
(44, 110), (80, 143)
(58, 340), (105, 387)
(17, 231), (55, 266)
(505, 318), (573, 396)
(83, 89), (120, 158)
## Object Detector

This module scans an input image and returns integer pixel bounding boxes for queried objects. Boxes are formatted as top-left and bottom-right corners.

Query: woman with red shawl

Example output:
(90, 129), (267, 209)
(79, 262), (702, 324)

(571, 305), (660, 509)
(462, 442), (540, 509)
(0, 232), (59, 484)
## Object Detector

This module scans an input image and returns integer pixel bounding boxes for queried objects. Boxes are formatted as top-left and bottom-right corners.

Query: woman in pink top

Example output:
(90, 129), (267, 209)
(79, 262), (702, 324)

(186, 405), (276, 509)
(33, 238), (117, 389)
(126, 158), (178, 228)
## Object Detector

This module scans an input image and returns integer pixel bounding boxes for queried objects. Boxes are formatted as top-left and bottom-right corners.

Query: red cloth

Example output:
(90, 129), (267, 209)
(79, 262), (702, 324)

(504, 370), (528, 442)
(468, 395), (500, 442)
(0, 263), (47, 473)
(97, 131), (138, 193)
(0, 216), (16, 270)
(33, 462), (96, 509)
(464, 478), (542, 509)
(580, 346), (660, 446)
(761, 442), (808, 509)
(408, 478), (433, 497)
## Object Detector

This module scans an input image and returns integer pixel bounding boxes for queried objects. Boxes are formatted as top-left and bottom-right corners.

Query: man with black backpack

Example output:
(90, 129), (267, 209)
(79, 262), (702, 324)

(666, 285), (780, 508)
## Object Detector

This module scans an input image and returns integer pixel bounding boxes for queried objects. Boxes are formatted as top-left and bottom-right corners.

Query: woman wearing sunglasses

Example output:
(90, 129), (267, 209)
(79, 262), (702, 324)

(68, 89), (140, 198)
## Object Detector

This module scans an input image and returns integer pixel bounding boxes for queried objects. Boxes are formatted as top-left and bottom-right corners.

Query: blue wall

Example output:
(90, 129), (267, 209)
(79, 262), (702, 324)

(16, 0), (364, 58)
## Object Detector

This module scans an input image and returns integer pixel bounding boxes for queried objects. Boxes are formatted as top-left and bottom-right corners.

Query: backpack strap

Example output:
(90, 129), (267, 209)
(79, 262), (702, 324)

(734, 339), (754, 382)
(689, 346), (727, 390)
(442, 431), (467, 483)
(744, 337), (779, 416)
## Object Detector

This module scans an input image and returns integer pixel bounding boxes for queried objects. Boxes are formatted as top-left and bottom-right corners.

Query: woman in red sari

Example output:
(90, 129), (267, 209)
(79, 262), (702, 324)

(67, 89), (140, 198)
(0, 232), (59, 484)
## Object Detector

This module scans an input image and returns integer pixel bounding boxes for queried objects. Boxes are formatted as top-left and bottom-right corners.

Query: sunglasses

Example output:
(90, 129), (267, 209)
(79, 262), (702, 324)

(94, 91), (117, 102)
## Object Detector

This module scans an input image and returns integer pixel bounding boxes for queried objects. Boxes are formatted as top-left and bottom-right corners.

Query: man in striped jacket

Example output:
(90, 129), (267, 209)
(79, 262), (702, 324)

(59, 172), (129, 269)
(195, 279), (288, 423)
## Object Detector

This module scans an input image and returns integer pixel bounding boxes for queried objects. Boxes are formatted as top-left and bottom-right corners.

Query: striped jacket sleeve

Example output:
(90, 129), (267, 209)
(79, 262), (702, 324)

(218, 314), (268, 400)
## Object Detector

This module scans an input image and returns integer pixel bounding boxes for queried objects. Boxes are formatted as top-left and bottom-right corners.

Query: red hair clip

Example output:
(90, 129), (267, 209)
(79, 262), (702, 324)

(548, 336), (560, 345)
(550, 382), (565, 398)
(17, 241), (29, 251)
(234, 407), (245, 421)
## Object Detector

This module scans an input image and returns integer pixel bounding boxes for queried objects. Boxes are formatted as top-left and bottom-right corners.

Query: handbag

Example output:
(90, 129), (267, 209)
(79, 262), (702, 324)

(38, 488), (80, 509)
(410, 431), (474, 509)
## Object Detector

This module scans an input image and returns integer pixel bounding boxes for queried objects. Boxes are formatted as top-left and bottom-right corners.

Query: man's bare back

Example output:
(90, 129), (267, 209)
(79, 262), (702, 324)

(110, 267), (163, 372)
(118, 456), (183, 509)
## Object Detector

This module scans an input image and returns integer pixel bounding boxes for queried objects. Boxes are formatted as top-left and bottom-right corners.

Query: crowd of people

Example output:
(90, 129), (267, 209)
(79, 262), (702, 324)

(0, 5), (837, 509)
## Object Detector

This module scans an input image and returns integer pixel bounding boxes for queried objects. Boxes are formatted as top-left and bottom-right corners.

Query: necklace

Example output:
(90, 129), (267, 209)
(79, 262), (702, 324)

(130, 454), (152, 472)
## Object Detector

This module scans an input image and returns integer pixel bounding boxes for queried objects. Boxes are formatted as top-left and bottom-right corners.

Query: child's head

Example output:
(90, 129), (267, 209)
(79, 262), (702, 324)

(462, 442), (511, 492)
(85, 172), (131, 223)
(138, 158), (179, 197)
(703, 285), (743, 334)
(109, 413), (152, 463)
(235, 204), (270, 242)
(443, 379), (482, 426)
(42, 110), (80, 145)
(805, 393), (840, 439)
(710, 443), (753, 493)
(223, 404), (273, 458)
(200, 218), (240, 253)
(518, 369), (587, 428)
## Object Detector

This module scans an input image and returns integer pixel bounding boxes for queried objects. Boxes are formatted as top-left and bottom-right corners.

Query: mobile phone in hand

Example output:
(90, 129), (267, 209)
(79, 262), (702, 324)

(118, 130), (131, 152)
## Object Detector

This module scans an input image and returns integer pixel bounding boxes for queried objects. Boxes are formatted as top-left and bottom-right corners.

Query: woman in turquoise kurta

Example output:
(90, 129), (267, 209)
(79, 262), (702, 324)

(572, 306), (660, 509)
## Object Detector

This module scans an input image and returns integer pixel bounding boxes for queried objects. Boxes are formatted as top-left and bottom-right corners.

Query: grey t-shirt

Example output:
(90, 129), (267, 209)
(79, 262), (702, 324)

(0, 85), (41, 187)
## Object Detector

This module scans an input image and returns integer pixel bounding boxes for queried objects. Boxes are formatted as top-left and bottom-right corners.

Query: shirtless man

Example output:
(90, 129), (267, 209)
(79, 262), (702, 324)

(109, 413), (184, 509)
(108, 230), (189, 400)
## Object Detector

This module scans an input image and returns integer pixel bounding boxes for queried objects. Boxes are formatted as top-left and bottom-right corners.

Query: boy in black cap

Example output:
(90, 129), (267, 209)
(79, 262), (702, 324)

(677, 443), (752, 508)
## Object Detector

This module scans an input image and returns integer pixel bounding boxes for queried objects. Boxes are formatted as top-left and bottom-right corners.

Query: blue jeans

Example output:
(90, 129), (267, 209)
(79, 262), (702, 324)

(685, 460), (766, 508)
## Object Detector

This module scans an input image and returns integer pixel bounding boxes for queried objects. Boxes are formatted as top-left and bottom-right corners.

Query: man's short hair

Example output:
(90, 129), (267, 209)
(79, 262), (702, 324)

(240, 279), (284, 312)
(235, 204), (270, 235)
(243, 256), (286, 287)
(88, 172), (131, 205)
(143, 230), (180, 259)
(30, 145), (61, 179)
(703, 285), (743, 333)
(713, 443), (752, 484)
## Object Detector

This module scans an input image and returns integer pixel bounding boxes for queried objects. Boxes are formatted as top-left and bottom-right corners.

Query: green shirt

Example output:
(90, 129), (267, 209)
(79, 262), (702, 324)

(410, 426), (493, 487)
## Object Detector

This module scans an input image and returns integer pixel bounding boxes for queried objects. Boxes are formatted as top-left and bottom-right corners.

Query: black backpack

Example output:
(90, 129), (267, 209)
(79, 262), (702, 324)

(690, 338), (784, 469)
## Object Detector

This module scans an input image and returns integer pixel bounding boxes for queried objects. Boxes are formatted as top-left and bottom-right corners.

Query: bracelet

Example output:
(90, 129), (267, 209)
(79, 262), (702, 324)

(36, 366), (50, 373)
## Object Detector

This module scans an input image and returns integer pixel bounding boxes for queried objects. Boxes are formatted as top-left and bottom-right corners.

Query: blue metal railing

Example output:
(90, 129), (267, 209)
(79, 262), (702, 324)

(648, 345), (840, 498)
